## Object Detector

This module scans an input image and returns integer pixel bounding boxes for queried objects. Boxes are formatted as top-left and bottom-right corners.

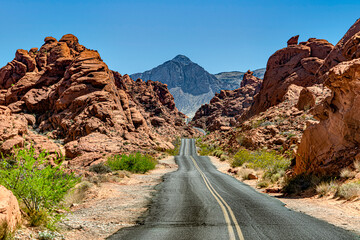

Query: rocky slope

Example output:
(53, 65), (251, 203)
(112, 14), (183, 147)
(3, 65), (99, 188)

(296, 19), (360, 175)
(0, 35), (198, 167)
(131, 55), (265, 117)
(242, 36), (334, 120)
(191, 70), (262, 131)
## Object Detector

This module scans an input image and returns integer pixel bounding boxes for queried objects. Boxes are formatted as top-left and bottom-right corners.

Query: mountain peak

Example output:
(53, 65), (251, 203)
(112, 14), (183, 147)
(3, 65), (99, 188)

(172, 55), (192, 64)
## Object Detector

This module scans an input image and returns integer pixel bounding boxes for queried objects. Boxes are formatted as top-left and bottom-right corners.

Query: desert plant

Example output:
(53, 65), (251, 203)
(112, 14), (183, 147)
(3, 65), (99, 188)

(335, 181), (360, 200)
(0, 147), (80, 229)
(257, 180), (270, 188)
(232, 149), (290, 181)
(63, 181), (93, 206)
(89, 163), (112, 174)
(340, 168), (356, 179)
(106, 153), (157, 173)
(237, 168), (252, 180)
(212, 149), (224, 158)
(354, 160), (360, 172)
(316, 181), (338, 197)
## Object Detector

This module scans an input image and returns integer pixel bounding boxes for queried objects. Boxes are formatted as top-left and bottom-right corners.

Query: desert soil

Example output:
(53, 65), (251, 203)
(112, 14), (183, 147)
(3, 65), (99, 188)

(59, 156), (177, 240)
(208, 156), (360, 236)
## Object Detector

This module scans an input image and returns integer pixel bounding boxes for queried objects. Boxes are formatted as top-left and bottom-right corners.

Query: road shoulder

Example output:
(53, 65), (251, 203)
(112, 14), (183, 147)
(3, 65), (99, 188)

(207, 155), (360, 236)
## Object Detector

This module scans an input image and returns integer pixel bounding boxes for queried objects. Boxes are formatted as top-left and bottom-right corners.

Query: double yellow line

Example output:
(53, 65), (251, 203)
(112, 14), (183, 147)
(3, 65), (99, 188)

(190, 156), (245, 240)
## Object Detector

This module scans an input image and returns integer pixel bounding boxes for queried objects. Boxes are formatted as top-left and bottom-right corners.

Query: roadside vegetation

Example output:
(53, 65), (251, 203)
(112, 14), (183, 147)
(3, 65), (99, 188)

(196, 137), (360, 200)
(0, 146), (80, 231)
(106, 152), (157, 173)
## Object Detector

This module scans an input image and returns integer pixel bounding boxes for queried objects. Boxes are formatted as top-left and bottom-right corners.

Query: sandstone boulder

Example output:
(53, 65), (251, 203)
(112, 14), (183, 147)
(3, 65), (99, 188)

(0, 186), (21, 233)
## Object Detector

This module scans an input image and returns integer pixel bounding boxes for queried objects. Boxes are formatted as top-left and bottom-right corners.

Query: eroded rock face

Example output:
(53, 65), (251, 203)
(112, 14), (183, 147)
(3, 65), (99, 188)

(0, 34), (198, 166)
(191, 70), (262, 131)
(0, 185), (21, 233)
(296, 18), (360, 175)
(242, 37), (333, 120)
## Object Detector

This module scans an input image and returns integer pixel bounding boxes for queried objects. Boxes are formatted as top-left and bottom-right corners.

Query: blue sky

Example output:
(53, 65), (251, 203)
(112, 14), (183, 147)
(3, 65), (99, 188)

(0, 0), (359, 74)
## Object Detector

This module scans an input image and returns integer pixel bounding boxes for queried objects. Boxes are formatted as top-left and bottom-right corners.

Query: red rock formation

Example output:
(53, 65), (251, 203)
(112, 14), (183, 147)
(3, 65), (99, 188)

(242, 37), (333, 120)
(0, 185), (21, 233)
(0, 34), (198, 166)
(191, 70), (262, 131)
(296, 18), (360, 175)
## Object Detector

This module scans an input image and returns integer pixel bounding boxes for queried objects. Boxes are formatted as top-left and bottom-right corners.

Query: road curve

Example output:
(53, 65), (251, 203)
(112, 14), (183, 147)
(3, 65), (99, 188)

(108, 139), (359, 240)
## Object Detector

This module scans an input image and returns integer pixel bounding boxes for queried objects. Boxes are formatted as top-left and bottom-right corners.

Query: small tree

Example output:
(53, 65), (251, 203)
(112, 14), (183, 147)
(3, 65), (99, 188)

(0, 147), (80, 228)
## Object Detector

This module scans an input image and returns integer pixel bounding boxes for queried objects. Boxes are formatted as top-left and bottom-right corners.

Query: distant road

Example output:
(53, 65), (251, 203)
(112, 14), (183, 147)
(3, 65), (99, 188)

(193, 127), (206, 135)
(108, 139), (359, 240)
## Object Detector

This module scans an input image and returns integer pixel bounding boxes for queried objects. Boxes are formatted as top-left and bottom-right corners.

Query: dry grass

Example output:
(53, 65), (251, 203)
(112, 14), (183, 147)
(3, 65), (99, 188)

(316, 181), (338, 197)
(257, 180), (270, 188)
(336, 181), (360, 200)
(340, 168), (356, 179)
(237, 168), (253, 180)
(354, 160), (360, 172)
(63, 181), (93, 207)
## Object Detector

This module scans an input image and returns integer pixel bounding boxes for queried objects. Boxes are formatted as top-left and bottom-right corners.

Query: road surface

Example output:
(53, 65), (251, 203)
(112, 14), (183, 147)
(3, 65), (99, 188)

(108, 139), (359, 240)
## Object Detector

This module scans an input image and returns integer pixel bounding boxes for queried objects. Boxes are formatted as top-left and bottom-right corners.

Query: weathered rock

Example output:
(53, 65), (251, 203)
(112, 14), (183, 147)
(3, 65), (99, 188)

(287, 35), (299, 46)
(0, 185), (21, 233)
(191, 70), (262, 131)
(0, 34), (199, 166)
(296, 88), (316, 111)
(242, 37), (333, 120)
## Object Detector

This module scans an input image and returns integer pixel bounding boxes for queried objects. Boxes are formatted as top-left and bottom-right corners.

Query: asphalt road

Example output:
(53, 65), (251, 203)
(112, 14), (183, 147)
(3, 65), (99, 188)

(108, 139), (359, 240)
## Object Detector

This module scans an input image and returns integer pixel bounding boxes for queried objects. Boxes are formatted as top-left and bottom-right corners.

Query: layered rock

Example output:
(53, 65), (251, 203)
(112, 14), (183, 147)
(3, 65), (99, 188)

(0, 185), (21, 233)
(200, 84), (330, 155)
(295, 21), (360, 175)
(242, 37), (333, 120)
(191, 70), (262, 131)
(0, 35), (198, 166)
(296, 18), (360, 175)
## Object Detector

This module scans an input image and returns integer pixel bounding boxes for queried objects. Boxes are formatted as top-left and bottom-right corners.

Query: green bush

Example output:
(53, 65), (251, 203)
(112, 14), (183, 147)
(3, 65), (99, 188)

(106, 153), (157, 173)
(232, 149), (290, 180)
(0, 147), (80, 229)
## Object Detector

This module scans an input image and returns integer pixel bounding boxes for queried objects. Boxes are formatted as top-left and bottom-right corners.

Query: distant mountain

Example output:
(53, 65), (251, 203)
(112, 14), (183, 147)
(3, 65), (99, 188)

(131, 55), (264, 117)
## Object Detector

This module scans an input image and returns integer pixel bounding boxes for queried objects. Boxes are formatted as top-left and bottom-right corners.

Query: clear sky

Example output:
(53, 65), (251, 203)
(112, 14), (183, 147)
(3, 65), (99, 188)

(0, 0), (359, 75)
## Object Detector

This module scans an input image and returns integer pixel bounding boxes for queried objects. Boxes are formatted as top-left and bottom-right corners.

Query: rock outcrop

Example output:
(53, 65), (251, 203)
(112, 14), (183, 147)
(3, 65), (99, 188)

(296, 19), (360, 175)
(0, 186), (21, 234)
(191, 70), (262, 131)
(0, 35), (198, 166)
(242, 37), (333, 120)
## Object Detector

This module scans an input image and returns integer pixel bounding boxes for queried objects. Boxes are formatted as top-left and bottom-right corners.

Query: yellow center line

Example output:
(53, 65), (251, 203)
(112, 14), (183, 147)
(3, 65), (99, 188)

(190, 156), (245, 240)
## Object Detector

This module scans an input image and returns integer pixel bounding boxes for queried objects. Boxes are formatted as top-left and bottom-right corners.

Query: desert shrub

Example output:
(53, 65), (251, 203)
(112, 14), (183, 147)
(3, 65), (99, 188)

(283, 174), (321, 195)
(232, 149), (290, 180)
(340, 168), (356, 179)
(335, 181), (360, 200)
(106, 153), (156, 173)
(63, 181), (93, 206)
(316, 181), (338, 197)
(213, 149), (224, 158)
(238, 168), (252, 180)
(220, 155), (227, 162)
(38, 230), (64, 240)
(0, 222), (11, 240)
(257, 180), (270, 188)
(165, 137), (181, 156)
(0, 147), (79, 229)
(89, 163), (112, 174)
(354, 160), (360, 172)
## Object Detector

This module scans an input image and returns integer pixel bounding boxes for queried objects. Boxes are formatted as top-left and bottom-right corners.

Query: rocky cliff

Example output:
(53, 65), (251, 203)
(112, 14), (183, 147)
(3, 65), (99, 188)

(0, 35), (198, 167)
(296, 19), (360, 175)
(131, 55), (265, 117)
(242, 37), (333, 120)
(191, 70), (262, 131)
